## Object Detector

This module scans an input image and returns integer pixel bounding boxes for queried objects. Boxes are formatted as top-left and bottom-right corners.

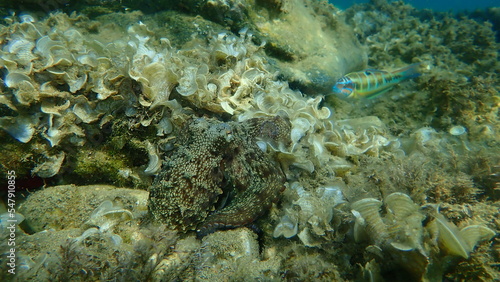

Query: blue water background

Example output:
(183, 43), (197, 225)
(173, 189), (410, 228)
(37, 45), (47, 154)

(330, 0), (498, 12)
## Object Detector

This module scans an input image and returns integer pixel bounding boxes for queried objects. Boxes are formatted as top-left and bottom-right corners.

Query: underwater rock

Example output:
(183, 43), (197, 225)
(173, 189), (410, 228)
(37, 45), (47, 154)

(149, 116), (291, 233)
(6, 183), (181, 281)
(19, 184), (148, 233)
(249, 0), (367, 93)
(150, 235), (199, 280)
(201, 228), (259, 260)
(133, 0), (367, 94)
(195, 228), (282, 280)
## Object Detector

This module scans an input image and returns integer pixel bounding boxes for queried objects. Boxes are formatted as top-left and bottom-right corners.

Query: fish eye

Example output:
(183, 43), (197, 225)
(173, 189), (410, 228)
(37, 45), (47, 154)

(337, 77), (349, 84)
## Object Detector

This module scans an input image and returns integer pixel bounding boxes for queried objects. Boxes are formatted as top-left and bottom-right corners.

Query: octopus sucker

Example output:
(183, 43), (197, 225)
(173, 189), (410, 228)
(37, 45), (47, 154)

(148, 116), (291, 234)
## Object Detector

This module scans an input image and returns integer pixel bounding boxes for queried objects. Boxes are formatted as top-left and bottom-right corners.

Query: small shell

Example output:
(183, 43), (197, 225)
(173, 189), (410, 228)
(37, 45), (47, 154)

(77, 53), (98, 67)
(309, 134), (325, 157)
(220, 100), (235, 115)
(66, 73), (87, 93)
(255, 94), (278, 112)
(352, 210), (368, 242)
(297, 227), (321, 247)
(41, 99), (71, 115)
(19, 13), (36, 23)
(6, 37), (36, 64)
(414, 127), (436, 144)
(176, 67), (198, 96)
(83, 200), (133, 232)
(317, 184), (345, 205)
(255, 140), (267, 152)
(241, 68), (264, 82)
(291, 117), (311, 144)
(35, 36), (59, 56)
(449, 125), (466, 136)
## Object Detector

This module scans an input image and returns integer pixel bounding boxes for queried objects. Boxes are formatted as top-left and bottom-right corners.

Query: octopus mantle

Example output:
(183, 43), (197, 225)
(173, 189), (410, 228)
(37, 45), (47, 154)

(148, 116), (291, 234)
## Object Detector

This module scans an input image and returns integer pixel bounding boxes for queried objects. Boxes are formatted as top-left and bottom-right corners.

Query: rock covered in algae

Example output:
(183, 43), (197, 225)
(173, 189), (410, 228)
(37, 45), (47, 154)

(194, 228), (282, 280)
(18, 184), (149, 233)
(3, 184), (185, 281)
(148, 115), (291, 233)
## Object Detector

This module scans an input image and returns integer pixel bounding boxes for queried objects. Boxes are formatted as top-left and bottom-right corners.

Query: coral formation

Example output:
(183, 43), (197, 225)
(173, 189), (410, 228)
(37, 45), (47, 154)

(149, 116), (291, 233)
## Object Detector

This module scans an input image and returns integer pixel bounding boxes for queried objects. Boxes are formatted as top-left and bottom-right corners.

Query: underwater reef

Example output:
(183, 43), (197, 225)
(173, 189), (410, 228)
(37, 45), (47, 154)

(0, 0), (499, 281)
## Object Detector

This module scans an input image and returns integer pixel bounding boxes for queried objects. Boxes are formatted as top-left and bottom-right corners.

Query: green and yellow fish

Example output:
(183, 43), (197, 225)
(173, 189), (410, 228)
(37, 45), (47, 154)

(332, 63), (422, 99)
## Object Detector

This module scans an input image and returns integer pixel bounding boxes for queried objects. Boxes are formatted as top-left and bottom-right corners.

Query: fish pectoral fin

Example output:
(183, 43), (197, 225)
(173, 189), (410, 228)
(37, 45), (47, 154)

(366, 87), (393, 99)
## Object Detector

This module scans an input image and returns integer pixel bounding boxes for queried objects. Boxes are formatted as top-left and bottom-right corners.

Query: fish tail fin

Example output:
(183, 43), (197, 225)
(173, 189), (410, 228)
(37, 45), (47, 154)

(395, 62), (422, 80)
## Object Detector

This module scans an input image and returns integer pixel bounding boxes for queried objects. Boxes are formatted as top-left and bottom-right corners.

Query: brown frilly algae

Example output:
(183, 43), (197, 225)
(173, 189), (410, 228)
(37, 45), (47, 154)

(149, 116), (291, 233)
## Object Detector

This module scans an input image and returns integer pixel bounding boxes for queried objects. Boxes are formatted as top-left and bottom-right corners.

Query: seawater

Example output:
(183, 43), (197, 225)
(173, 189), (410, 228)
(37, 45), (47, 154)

(330, 0), (499, 12)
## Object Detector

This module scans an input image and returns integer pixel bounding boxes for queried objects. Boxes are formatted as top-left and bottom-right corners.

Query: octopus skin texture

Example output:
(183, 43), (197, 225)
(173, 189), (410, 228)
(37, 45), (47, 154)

(148, 116), (291, 234)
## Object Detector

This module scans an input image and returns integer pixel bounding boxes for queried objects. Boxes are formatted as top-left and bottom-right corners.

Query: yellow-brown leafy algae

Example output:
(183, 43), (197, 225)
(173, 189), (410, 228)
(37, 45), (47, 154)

(148, 116), (291, 234)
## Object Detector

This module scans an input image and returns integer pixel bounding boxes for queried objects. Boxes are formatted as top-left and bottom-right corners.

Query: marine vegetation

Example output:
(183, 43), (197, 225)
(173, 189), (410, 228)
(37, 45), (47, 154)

(0, 0), (498, 281)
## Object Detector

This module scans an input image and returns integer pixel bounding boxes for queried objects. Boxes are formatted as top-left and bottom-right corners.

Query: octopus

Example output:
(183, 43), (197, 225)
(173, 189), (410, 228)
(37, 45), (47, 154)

(148, 115), (291, 235)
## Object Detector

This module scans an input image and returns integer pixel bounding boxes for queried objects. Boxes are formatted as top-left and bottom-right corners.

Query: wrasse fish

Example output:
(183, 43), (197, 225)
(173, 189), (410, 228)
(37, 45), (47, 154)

(332, 63), (422, 99)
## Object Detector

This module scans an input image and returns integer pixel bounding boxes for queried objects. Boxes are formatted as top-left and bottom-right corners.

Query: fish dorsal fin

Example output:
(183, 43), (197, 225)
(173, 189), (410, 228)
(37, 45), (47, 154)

(364, 69), (389, 75)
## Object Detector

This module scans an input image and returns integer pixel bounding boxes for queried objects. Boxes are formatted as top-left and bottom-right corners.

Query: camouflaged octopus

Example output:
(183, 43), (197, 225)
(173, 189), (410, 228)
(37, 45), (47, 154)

(148, 116), (291, 234)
